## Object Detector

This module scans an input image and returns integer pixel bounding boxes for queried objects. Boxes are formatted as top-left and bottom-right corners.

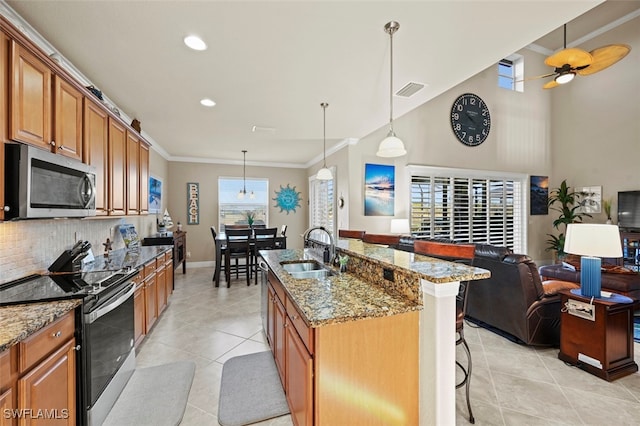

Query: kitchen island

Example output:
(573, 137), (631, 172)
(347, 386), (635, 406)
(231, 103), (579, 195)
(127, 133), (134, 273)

(261, 241), (489, 425)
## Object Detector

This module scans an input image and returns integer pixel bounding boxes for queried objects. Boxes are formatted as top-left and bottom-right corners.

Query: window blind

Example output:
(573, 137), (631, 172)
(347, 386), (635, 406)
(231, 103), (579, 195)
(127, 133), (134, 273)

(410, 169), (524, 252)
(309, 171), (336, 243)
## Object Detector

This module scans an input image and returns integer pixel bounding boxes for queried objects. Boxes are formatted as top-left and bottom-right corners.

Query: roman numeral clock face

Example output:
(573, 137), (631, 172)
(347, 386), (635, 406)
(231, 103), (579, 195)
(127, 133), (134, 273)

(450, 93), (491, 146)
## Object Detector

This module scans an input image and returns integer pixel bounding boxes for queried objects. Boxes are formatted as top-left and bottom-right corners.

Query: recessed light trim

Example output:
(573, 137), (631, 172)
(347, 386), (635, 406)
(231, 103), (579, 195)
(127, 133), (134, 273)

(200, 98), (216, 107)
(184, 35), (207, 51)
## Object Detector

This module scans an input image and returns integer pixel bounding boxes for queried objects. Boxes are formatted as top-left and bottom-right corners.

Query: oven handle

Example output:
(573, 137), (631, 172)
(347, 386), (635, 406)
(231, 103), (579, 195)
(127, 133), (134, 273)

(86, 282), (135, 324)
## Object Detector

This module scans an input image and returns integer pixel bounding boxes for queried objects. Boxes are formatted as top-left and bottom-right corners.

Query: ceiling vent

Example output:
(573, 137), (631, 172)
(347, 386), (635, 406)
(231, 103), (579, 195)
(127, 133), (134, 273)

(395, 82), (425, 97)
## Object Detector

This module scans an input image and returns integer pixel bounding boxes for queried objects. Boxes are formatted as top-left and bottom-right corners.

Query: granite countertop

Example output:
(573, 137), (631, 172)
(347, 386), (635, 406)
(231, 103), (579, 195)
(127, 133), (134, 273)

(261, 242), (490, 328)
(82, 245), (172, 273)
(261, 249), (422, 327)
(0, 299), (82, 352)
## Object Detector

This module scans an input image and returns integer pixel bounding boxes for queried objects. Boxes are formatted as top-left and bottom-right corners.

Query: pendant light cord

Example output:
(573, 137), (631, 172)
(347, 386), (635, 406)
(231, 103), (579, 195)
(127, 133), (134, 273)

(242, 150), (247, 193)
(322, 102), (328, 167)
(389, 28), (394, 129)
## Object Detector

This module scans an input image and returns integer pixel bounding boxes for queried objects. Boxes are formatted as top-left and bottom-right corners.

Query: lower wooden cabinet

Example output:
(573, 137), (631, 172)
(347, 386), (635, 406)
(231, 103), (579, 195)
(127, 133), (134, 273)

(267, 271), (419, 426)
(133, 274), (146, 348)
(0, 311), (77, 426)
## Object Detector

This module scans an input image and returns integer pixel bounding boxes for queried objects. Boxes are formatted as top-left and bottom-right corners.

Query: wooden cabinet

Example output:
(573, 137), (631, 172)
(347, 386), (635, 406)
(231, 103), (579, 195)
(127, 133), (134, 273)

(266, 271), (419, 426)
(83, 98), (109, 215)
(165, 256), (174, 296)
(621, 231), (640, 272)
(156, 256), (167, 315)
(132, 273), (146, 349)
(126, 130), (139, 214)
(0, 31), (8, 221)
(108, 118), (127, 216)
(139, 141), (149, 214)
(53, 75), (83, 160)
(143, 259), (158, 333)
(9, 40), (51, 150)
(0, 311), (76, 425)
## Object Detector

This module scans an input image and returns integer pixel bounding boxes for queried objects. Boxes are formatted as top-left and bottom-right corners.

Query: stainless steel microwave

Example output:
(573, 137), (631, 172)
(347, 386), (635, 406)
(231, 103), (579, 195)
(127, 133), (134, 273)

(4, 143), (96, 219)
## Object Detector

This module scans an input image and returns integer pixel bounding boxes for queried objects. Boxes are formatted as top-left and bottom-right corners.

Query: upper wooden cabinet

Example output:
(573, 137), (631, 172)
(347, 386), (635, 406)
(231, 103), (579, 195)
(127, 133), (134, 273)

(9, 40), (51, 150)
(126, 130), (139, 214)
(0, 32), (8, 221)
(84, 98), (109, 215)
(54, 75), (83, 160)
(139, 141), (149, 214)
(10, 40), (84, 160)
(109, 118), (127, 216)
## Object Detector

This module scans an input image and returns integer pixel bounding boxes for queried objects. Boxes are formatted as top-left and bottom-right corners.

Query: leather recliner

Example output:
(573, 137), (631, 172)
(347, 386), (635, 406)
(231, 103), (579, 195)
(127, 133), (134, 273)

(467, 244), (574, 346)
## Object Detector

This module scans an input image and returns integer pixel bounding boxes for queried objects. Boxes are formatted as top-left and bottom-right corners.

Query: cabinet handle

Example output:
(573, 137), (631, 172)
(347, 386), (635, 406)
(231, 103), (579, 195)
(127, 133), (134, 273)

(283, 322), (288, 328)
(50, 140), (56, 147)
(2, 206), (9, 212)
(52, 331), (62, 338)
(58, 145), (65, 151)
(291, 314), (299, 320)
(73, 345), (81, 351)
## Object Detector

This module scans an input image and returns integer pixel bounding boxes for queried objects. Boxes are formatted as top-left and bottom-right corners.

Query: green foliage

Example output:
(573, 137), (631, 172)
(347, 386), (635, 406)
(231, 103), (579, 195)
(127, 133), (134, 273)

(245, 211), (255, 226)
(546, 180), (592, 257)
(603, 198), (613, 219)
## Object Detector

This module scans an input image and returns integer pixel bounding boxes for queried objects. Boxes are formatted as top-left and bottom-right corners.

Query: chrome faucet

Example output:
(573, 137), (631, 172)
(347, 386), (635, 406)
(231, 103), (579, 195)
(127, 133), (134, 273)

(303, 226), (335, 264)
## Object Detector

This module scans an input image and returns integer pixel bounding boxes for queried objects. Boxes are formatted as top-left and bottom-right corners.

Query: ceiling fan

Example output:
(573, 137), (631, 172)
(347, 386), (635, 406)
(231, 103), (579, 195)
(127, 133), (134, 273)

(528, 24), (631, 89)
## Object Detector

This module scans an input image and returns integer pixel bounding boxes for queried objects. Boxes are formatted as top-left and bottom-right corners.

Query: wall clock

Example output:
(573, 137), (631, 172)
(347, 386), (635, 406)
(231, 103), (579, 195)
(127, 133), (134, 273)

(450, 93), (491, 146)
(273, 184), (302, 214)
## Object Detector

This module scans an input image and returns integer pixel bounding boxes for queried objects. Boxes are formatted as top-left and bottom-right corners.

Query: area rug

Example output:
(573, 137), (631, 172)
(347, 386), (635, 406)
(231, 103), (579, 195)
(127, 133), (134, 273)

(103, 361), (195, 426)
(634, 317), (640, 343)
(218, 351), (289, 426)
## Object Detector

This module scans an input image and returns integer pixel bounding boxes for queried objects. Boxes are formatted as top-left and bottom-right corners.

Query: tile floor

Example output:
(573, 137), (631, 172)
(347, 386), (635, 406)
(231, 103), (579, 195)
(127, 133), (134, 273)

(135, 266), (640, 425)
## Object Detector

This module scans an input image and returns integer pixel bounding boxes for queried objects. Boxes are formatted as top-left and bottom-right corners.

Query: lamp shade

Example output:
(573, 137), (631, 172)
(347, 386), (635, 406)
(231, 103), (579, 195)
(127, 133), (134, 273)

(390, 218), (410, 234)
(555, 71), (575, 84)
(376, 133), (407, 157)
(564, 224), (622, 258)
(316, 167), (333, 180)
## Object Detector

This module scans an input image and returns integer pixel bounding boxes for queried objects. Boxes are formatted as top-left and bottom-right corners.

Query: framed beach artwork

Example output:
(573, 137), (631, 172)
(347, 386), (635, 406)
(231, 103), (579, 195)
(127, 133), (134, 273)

(149, 176), (162, 214)
(364, 163), (395, 216)
(530, 175), (549, 215)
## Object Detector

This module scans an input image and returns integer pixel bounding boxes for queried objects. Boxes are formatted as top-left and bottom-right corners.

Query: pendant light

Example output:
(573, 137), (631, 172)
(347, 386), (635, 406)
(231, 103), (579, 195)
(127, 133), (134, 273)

(316, 102), (333, 180)
(376, 21), (407, 158)
(238, 150), (254, 199)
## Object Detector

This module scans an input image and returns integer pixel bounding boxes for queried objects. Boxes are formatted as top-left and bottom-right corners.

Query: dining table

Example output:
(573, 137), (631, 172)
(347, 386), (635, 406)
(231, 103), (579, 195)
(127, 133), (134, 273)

(214, 231), (287, 286)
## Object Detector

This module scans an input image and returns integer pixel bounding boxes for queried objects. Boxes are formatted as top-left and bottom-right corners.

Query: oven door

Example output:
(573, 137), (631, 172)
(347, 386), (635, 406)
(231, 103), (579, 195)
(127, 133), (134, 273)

(84, 282), (135, 410)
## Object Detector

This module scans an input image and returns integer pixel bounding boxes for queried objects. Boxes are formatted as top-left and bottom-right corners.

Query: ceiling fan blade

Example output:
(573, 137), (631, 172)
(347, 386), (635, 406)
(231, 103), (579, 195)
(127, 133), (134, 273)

(515, 72), (556, 83)
(544, 48), (593, 69)
(543, 80), (559, 90)
(577, 44), (631, 76)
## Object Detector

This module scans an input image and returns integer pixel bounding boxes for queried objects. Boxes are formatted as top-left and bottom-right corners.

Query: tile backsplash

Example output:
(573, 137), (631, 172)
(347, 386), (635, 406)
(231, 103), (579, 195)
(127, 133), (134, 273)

(0, 216), (157, 284)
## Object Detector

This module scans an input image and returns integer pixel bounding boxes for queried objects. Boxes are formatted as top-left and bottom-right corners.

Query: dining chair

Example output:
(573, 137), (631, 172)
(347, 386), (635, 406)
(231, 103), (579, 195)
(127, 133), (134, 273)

(211, 226), (226, 282)
(224, 228), (253, 286)
(414, 240), (476, 424)
(225, 224), (250, 231)
(252, 227), (278, 284)
(338, 229), (366, 240)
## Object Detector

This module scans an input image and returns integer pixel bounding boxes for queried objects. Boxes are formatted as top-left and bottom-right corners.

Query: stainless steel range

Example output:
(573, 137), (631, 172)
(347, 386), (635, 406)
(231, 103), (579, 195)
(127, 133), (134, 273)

(0, 241), (140, 426)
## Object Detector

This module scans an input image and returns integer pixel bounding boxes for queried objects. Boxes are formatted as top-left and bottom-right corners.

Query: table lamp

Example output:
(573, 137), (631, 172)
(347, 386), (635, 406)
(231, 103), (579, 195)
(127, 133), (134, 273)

(390, 218), (410, 235)
(563, 223), (622, 297)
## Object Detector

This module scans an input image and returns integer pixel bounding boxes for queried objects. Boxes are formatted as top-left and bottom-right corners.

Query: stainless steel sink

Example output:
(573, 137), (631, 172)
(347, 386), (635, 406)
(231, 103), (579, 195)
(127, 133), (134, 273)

(281, 260), (324, 273)
(288, 269), (335, 280)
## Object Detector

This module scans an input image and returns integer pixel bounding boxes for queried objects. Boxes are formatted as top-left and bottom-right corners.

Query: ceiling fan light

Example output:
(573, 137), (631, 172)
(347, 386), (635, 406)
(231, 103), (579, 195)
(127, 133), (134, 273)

(316, 167), (333, 180)
(555, 71), (575, 84)
(376, 131), (407, 157)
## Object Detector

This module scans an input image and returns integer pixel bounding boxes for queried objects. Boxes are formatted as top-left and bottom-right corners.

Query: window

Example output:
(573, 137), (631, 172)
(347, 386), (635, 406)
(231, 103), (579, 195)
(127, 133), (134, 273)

(409, 166), (526, 253)
(308, 168), (336, 243)
(498, 54), (524, 92)
(218, 177), (269, 231)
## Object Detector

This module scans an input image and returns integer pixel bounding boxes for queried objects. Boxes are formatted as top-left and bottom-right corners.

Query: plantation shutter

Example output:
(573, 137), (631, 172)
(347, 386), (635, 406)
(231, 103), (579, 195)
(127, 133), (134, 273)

(309, 170), (336, 243)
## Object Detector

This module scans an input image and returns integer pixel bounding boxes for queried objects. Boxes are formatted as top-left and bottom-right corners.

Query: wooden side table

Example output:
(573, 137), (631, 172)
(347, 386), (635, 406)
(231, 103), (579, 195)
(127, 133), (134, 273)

(559, 289), (638, 381)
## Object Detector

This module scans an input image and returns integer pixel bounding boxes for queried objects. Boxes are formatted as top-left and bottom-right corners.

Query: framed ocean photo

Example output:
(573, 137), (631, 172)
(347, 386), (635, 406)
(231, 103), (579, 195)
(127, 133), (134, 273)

(364, 163), (395, 216)
(149, 176), (162, 214)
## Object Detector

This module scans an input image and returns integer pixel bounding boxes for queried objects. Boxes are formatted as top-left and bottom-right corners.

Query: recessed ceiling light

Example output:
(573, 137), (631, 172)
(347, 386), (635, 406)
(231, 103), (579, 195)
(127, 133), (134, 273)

(200, 98), (216, 107)
(184, 35), (207, 51)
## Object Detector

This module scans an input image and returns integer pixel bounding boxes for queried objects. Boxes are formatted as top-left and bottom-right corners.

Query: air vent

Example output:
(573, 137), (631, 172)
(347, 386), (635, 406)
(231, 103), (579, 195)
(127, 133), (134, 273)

(396, 82), (425, 97)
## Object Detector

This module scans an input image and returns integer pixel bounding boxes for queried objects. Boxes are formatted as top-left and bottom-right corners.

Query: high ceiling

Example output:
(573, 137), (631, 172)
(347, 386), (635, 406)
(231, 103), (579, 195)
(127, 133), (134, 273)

(3, 1), (637, 167)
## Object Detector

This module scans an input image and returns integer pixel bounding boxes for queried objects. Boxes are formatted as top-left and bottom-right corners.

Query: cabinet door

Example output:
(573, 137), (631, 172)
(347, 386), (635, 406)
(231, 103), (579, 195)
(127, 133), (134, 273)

(274, 295), (286, 386)
(165, 259), (174, 296)
(0, 32), (8, 221)
(108, 118), (127, 215)
(83, 99), (109, 215)
(17, 338), (76, 426)
(267, 285), (276, 349)
(285, 322), (313, 426)
(53, 75), (83, 161)
(156, 264), (167, 315)
(0, 387), (15, 426)
(144, 275), (157, 333)
(126, 130), (139, 214)
(133, 286), (146, 348)
(139, 141), (149, 214)
(10, 41), (52, 150)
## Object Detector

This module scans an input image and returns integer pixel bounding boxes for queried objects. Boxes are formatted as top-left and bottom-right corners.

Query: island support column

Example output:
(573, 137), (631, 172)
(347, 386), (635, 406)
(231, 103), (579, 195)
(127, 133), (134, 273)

(420, 278), (460, 426)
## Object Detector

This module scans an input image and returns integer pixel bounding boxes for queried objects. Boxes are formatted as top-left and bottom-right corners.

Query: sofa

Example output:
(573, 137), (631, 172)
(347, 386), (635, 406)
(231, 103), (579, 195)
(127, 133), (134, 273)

(539, 263), (640, 300)
(394, 237), (576, 346)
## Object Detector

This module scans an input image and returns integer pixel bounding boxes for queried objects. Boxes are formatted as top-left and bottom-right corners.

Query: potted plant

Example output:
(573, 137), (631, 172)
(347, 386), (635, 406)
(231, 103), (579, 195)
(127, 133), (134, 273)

(546, 180), (592, 261)
(245, 211), (255, 227)
(603, 199), (613, 224)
